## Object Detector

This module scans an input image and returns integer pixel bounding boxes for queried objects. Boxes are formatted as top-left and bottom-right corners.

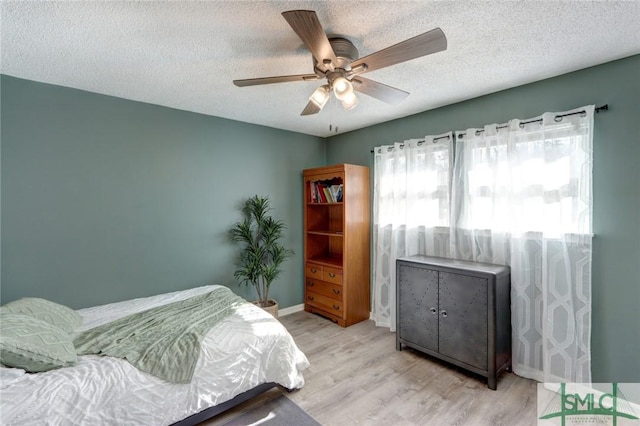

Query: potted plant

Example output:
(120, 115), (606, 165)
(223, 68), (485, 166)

(229, 195), (294, 317)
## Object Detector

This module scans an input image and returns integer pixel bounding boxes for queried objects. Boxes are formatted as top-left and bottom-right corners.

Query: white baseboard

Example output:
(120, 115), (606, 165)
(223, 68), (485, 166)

(279, 303), (305, 316)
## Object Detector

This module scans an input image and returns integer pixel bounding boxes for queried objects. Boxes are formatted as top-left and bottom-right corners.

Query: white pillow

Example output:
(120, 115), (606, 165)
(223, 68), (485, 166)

(0, 312), (77, 372)
(2, 297), (82, 333)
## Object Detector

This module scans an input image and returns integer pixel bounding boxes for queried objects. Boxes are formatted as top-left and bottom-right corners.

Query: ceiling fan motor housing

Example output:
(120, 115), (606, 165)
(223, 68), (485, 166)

(313, 37), (359, 76)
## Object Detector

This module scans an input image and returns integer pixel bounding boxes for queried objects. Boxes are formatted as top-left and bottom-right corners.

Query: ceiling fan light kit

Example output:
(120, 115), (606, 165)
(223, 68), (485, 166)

(233, 10), (447, 116)
(309, 84), (330, 109)
(340, 91), (359, 111)
(332, 76), (354, 101)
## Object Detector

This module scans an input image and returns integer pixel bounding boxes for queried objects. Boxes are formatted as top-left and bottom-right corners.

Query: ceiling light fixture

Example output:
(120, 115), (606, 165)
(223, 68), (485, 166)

(340, 91), (359, 110)
(332, 76), (353, 101)
(308, 75), (360, 114)
(309, 84), (330, 108)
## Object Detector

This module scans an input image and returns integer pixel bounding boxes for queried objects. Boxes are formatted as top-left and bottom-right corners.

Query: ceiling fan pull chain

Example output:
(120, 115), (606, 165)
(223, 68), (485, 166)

(331, 99), (339, 133)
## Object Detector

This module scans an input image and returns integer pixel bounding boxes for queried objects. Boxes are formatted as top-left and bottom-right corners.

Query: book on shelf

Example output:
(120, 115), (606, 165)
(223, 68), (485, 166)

(331, 184), (343, 202)
(318, 184), (327, 202)
(309, 181), (343, 203)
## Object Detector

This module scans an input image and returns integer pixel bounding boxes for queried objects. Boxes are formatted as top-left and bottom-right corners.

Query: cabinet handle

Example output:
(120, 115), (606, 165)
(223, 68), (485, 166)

(440, 310), (448, 318)
(308, 296), (314, 301)
(307, 281), (314, 287)
(430, 307), (437, 314)
(328, 273), (336, 278)
(310, 268), (318, 273)
(333, 289), (341, 295)
(332, 304), (340, 310)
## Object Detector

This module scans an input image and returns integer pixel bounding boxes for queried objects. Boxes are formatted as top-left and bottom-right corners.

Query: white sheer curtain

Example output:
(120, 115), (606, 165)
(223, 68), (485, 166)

(372, 106), (594, 383)
(372, 133), (453, 331)
(451, 105), (594, 383)
(451, 124), (510, 265)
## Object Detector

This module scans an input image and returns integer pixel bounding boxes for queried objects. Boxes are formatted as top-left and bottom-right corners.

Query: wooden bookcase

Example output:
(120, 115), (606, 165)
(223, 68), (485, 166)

(303, 164), (370, 327)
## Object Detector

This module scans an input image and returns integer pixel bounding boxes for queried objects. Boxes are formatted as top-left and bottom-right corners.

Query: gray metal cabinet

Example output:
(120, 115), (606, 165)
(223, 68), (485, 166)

(396, 255), (511, 390)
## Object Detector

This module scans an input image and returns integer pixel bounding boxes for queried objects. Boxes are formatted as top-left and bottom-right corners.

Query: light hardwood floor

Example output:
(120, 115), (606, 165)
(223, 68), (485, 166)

(202, 311), (538, 426)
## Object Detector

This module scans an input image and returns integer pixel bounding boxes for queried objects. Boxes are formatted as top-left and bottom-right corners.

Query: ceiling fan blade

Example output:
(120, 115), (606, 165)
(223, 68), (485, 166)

(233, 74), (319, 87)
(282, 10), (337, 71)
(301, 100), (321, 116)
(350, 28), (447, 74)
(352, 77), (409, 105)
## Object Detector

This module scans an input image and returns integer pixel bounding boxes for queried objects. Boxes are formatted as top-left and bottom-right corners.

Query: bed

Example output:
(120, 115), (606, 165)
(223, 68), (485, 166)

(0, 285), (309, 425)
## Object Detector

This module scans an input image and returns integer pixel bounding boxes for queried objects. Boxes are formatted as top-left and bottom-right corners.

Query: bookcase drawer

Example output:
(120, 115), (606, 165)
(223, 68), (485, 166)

(305, 263), (322, 279)
(305, 263), (343, 285)
(306, 278), (343, 301)
(306, 291), (344, 315)
(323, 266), (343, 285)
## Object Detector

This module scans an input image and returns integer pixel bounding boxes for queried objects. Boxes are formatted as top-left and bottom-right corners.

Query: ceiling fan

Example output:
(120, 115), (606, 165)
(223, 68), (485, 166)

(233, 10), (447, 116)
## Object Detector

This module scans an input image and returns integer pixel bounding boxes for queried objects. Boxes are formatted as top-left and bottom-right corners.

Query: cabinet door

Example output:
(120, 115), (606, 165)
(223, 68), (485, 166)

(438, 271), (488, 369)
(398, 264), (439, 352)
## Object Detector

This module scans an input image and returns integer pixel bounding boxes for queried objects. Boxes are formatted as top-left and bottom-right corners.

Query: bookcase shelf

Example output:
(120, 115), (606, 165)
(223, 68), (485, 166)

(307, 231), (344, 237)
(306, 255), (343, 268)
(303, 164), (370, 327)
(307, 202), (344, 206)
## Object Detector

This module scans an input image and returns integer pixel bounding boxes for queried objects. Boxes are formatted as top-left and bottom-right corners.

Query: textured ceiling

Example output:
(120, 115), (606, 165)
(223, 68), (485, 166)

(2, 1), (639, 137)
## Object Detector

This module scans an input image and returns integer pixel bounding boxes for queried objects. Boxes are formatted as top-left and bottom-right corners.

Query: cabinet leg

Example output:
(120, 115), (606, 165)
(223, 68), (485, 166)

(488, 376), (497, 390)
(396, 340), (402, 351)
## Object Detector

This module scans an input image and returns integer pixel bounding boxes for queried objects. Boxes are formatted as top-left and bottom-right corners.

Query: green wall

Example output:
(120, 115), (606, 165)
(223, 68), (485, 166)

(1, 75), (325, 309)
(325, 55), (640, 383)
(2, 55), (638, 384)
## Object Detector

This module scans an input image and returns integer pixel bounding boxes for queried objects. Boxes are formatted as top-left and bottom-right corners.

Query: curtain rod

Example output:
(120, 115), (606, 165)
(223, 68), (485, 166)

(458, 104), (609, 138)
(370, 104), (608, 153)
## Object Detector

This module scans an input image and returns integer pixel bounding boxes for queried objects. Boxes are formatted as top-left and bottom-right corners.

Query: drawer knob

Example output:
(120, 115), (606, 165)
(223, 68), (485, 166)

(333, 289), (341, 295)
(332, 304), (340, 310)
(430, 307), (437, 314)
(440, 310), (448, 317)
(308, 296), (314, 301)
(307, 281), (314, 287)
(310, 268), (318, 273)
(328, 273), (336, 278)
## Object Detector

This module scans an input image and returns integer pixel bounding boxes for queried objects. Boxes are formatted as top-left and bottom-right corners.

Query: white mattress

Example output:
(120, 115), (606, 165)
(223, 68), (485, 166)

(0, 285), (309, 425)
